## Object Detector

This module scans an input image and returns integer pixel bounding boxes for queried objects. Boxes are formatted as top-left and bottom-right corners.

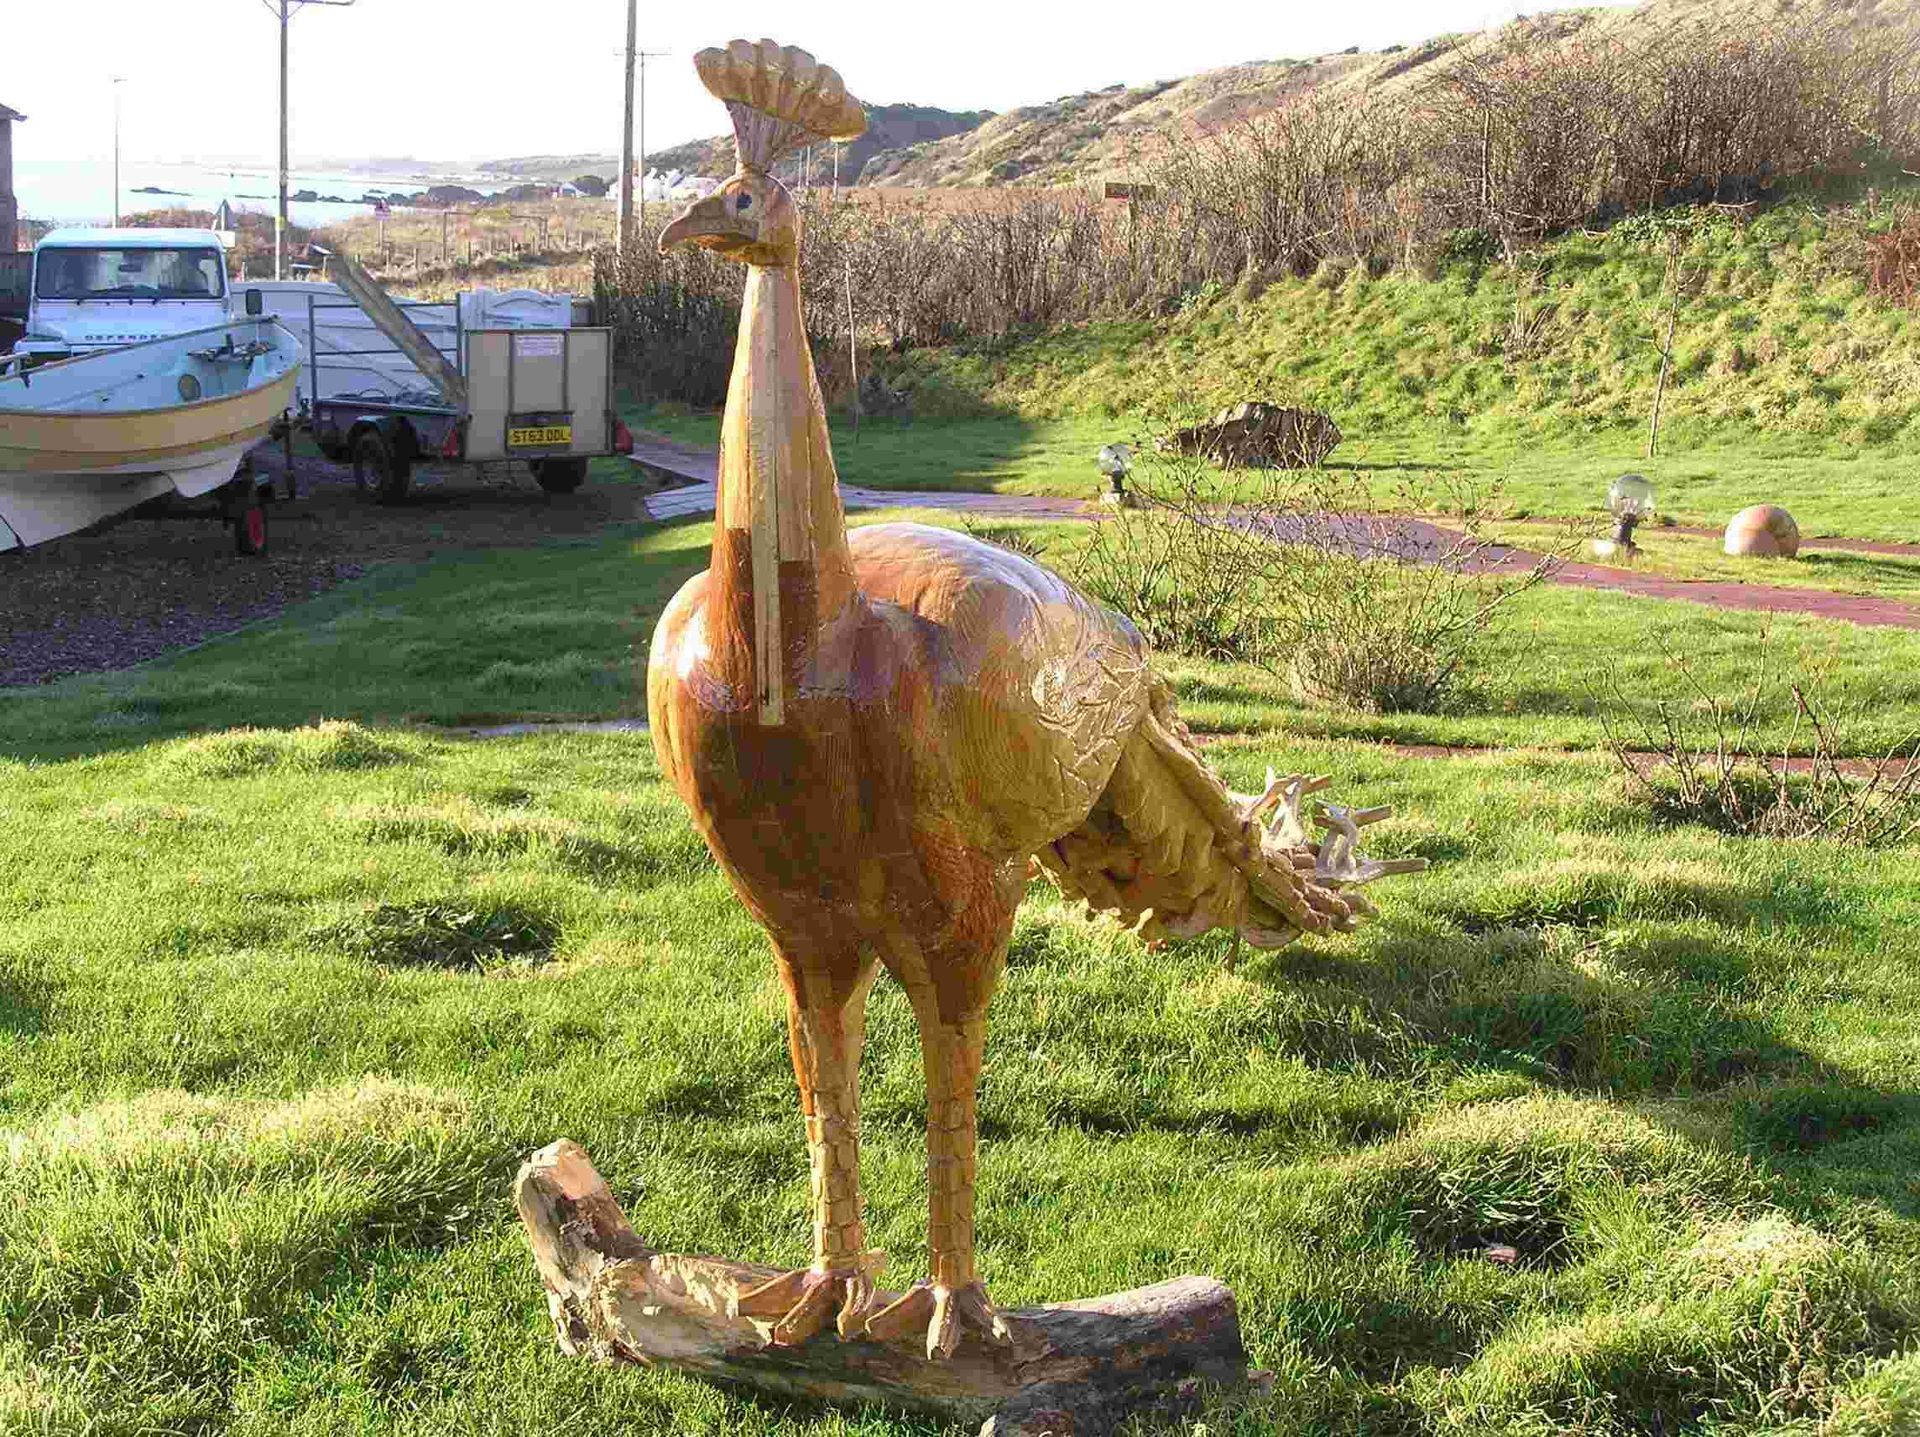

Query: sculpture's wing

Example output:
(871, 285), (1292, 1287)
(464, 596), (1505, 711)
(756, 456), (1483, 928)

(1037, 680), (1424, 950)
(848, 523), (1152, 853)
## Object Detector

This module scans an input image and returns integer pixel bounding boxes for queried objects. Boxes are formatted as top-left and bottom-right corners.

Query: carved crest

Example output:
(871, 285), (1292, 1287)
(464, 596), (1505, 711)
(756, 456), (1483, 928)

(695, 39), (868, 172)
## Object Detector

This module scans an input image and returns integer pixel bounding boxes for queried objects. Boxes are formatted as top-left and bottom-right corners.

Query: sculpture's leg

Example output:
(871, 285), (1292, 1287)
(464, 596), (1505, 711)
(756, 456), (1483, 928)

(736, 946), (884, 1345)
(867, 934), (1014, 1361)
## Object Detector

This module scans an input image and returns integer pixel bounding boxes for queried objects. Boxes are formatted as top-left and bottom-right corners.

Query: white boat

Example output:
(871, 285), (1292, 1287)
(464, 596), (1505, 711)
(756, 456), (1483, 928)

(0, 318), (301, 550)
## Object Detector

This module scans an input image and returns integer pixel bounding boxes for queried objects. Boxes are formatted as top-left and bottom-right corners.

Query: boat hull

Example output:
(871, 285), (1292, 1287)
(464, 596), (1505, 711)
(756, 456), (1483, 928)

(0, 320), (300, 550)
(0, 441), (262, 550)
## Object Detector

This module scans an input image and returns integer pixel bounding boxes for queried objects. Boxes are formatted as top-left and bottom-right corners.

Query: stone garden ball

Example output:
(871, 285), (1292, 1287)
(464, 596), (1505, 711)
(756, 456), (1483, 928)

(1724, 504), (1800, 558)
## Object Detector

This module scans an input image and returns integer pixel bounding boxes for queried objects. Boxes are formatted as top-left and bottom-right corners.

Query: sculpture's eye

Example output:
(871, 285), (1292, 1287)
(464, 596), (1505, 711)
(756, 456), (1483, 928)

(736, 193), (753, 212)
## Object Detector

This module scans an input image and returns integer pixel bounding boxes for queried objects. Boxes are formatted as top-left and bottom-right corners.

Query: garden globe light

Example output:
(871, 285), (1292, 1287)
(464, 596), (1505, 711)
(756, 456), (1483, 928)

(1606, 473), (1656, 553)
(1097, 442), (1136, 507)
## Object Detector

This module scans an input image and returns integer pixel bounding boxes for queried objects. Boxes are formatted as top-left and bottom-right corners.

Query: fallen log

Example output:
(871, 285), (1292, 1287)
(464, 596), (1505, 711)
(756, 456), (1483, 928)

(516, 1140), (1251, 1436)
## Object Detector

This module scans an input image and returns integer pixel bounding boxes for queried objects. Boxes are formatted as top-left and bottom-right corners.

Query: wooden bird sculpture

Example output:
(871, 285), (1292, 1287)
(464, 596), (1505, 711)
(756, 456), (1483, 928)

(649, 39), (1424, 1362)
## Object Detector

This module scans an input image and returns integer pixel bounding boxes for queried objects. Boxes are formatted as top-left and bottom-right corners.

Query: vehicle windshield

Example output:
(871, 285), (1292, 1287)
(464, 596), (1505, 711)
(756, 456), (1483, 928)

(34, 246), (226, 300)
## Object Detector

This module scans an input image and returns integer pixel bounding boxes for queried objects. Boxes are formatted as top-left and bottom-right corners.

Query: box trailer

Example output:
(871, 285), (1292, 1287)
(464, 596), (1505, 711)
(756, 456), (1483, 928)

(237, 247), (631, 503)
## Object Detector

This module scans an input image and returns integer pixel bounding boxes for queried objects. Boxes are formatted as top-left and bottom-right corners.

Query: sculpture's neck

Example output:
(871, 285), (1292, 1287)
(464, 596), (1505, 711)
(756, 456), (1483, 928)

(709, 261), (857, 725)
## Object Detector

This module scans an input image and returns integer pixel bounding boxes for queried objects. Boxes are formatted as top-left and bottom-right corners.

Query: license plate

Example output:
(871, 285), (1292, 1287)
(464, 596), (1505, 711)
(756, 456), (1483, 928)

(508, 424), (572, 448)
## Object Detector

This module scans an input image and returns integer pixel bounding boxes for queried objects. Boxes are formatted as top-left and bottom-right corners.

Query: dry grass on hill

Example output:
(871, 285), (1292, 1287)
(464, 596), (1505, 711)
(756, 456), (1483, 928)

(867, 0), (1920, 188)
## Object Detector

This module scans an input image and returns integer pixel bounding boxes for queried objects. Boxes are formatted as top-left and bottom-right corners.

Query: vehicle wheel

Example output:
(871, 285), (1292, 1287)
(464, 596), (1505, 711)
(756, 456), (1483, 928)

(233, 501), (268, 556)
(352, 428), (411, 504)
(532, 457), (589, 494)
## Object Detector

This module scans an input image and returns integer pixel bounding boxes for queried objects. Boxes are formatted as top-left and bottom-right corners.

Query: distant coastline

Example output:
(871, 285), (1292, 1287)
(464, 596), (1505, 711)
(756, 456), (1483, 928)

(11, 157), (583, 229)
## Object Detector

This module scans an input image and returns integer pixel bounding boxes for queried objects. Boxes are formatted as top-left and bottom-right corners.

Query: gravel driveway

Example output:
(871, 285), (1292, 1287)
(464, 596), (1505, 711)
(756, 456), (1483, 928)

(0, 448), (648, 688)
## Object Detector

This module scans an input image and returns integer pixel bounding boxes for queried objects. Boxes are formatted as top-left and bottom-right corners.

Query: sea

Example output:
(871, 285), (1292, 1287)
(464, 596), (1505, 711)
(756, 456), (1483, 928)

(12, 157), (534, 229)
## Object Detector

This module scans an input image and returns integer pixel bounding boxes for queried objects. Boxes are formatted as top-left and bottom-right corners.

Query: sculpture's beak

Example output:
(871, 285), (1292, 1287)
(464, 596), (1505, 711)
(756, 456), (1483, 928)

(658, 192), (748, 255)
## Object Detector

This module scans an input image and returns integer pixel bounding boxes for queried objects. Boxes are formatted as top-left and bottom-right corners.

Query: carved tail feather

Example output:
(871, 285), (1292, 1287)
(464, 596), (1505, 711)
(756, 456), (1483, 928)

(1036, 679), (1426, 950)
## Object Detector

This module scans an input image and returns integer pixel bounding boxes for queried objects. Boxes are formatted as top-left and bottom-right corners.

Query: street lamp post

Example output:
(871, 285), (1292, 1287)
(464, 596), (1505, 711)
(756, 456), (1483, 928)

(261, 0), (356, 280)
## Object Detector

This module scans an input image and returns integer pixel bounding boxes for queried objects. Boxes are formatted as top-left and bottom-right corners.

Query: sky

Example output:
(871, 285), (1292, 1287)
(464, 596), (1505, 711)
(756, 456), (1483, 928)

(6, 0), (1639, 170)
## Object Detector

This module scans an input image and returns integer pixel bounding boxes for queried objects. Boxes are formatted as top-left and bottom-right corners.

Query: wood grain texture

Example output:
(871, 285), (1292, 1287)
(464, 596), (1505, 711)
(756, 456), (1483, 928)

(629, 32), (1420, 1377)
(517, 1141), (1249, 1436)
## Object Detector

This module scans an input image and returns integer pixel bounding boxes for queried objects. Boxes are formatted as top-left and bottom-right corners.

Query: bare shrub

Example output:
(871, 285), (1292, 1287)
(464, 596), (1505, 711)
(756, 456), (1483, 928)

(1603, 636), (1920, 846)
(957, 517), (1047, 563)
(1256, 472), (1569, 714)
(593, 214), (739, 406)
(1411, 9), (1920, 247)
(1061, 452), (1565, 712)
(1147, 90), (1421, 283)
(1865, 213), (1920, 307)
(1065, 452), (1282, 663)
(595, 10), (1920, 404)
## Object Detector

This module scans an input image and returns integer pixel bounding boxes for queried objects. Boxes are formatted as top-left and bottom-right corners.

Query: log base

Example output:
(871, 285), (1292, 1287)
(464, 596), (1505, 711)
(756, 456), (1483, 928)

(515, 1140), (1251, 1436)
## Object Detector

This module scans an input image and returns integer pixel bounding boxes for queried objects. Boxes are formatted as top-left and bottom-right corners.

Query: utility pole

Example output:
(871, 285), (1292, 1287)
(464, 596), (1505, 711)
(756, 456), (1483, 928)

(111, 78), (125, 225)
(261, 0), (356, 280)
(616, 23), (668, 258)
(617, 0), (637, 255)
(639, 49), (665, 209)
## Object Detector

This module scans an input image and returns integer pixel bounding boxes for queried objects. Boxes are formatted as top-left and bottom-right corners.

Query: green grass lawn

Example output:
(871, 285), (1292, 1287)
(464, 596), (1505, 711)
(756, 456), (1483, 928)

(8, 511), (1920, 767)
(635, 409), (1920, 546)
(4, 724), (1919, 1433)
(8, 511), (1920, 762)
(1489, 523), (1920, 602)
(639, 192), (1920, 545)
(3, 503), (1920, 1432)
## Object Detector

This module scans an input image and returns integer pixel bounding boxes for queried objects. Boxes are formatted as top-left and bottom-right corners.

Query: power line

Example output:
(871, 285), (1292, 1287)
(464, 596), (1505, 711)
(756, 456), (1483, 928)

(638, 49), (668, 205)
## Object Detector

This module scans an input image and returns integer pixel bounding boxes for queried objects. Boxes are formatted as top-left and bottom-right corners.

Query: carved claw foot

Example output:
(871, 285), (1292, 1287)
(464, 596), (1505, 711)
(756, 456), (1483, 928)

(732, 1254), (884, 1346)
(863, 1279), (1013, 1360)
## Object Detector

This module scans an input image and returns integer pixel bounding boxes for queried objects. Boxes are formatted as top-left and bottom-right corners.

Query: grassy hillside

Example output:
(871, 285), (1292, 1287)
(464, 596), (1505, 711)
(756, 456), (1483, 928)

(652, 103), (996, 188)
(876, 194), (1920, 457)
(867, 0), (1920, 188)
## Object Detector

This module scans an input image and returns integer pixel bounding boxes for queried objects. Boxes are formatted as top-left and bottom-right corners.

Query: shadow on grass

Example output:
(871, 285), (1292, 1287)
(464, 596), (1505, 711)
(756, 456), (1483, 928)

(0, 520), (710, 764)
(1799, 551), (1920, 585)
(0, 961), (47, 1038)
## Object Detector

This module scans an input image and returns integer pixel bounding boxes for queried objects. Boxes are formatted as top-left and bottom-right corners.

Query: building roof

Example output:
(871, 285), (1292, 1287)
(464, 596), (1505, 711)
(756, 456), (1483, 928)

(0, 104), (25, 123)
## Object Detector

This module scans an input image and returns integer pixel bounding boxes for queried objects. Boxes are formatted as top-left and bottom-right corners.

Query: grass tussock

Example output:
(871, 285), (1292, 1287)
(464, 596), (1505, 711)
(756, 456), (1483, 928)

(1325, 1096), (1768, 1264)
(342, 799), (657, 882)
(163, 720), (412, 780)
(1433, 1225), (1916, 1434)
(320, 899), (563, 973)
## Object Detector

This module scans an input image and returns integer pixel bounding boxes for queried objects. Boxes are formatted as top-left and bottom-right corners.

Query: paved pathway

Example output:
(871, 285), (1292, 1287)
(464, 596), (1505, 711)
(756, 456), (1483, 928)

(633, 431), (1091, 524)
(628, 432), (1920, 630)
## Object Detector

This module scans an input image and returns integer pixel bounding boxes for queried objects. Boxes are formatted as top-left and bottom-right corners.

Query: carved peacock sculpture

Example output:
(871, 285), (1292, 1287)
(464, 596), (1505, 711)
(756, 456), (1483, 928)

(649, 40), (1423, 1362)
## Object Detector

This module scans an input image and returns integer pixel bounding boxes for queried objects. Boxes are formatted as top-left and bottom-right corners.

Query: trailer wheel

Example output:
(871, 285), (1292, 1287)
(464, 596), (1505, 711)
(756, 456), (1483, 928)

(532, 457), (589, 494)
(233, 501), (269, 556)
(352, 428), (411, 504)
